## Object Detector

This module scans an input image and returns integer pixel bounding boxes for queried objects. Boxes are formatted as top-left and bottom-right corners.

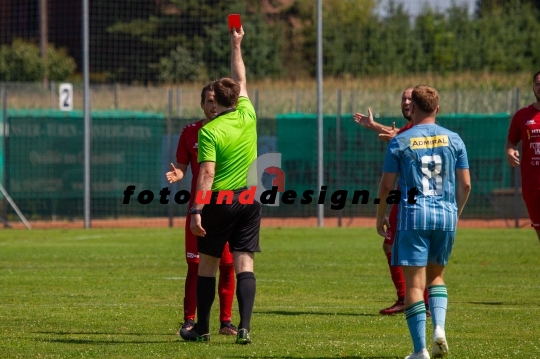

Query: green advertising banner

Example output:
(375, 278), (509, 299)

(276, 113), (512, 216)
(5, 110), (164, 200)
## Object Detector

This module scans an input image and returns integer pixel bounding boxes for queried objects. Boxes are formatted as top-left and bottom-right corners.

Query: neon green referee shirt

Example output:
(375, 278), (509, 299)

(198, 97), (257, 191)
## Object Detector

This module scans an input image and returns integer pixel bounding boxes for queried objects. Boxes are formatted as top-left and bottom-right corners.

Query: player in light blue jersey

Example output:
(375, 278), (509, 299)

(376, 86), (471, 359)
(384, 117), (468, 233)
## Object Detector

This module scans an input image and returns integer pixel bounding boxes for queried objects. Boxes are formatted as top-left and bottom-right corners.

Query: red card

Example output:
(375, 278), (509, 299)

(228, 14), (241, 30)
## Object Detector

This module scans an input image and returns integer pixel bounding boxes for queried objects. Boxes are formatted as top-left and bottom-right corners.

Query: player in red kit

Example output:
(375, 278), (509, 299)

(166, 83), (237, 335)
(505, 70), (540, 242)
(354, 88), (429, 315)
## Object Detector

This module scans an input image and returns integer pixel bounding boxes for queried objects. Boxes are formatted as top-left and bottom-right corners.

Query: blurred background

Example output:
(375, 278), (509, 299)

(0, 0), (538, 228)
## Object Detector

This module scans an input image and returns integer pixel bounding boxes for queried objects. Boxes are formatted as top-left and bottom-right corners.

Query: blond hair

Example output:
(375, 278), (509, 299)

(412, 85), (439, 114)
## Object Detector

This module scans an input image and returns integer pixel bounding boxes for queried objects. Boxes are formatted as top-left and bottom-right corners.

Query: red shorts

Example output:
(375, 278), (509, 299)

(185, 212), (234, 264)
(523, 189), (540, 229)
(384, 204), (399, 246)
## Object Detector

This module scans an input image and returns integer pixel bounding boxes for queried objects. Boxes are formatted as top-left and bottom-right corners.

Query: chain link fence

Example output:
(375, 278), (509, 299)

(0, 84), (534, 227)
(0, 0), (538, 227)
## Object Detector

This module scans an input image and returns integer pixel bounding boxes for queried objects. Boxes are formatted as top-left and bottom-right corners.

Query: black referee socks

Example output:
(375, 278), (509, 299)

(196, 275), (216, 335)
(236, 271), (256, 332)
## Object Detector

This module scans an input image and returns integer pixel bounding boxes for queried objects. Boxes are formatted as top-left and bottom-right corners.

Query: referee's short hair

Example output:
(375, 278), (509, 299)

(533, 70), (540, 82)
(412, 85), (439, 114)
(213, 78), (240, 108)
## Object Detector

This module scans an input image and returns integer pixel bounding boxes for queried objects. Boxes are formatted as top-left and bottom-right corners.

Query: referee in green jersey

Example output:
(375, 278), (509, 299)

(179, 24), (260, 345)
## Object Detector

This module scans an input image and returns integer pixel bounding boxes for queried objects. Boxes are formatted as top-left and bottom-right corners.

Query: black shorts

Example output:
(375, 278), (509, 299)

(198, 188), (262, 258)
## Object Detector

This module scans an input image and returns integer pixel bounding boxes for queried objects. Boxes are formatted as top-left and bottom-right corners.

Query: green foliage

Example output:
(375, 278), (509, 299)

(0, 39), (45, 82)
(157, 46), (207, 82)
(203, 3), (284, 80)
(237, 13), (284, 79)
(89, 0), (159, 83)
(298, 0), (377, 76)
(421, 11), (455, 72)
(106, 0), (283, 83)
(0, 0), (538, 84)
(323, 0), (378, 76)
(107, 18), (160, 37)
(476, 0), (540, 17)
(0, 40), (76, 82)
(375, 2), (422, 74)
(45, 45), (78, 81)
(475, 2), (540, 72)
(292, 0), (536, 76)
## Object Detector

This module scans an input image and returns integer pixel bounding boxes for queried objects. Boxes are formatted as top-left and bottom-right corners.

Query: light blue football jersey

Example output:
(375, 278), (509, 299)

(383, 124), (469, 231)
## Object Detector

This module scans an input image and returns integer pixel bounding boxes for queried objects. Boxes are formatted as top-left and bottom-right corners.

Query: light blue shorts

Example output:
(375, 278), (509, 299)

(392, 229), (455, 267)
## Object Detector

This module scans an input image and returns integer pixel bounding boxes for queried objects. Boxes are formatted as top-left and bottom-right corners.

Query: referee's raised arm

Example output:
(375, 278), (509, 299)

(230, 26), (248, 99)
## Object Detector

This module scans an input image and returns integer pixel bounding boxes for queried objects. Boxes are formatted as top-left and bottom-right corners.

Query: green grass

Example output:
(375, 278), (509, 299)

(0, 228), (539, 358)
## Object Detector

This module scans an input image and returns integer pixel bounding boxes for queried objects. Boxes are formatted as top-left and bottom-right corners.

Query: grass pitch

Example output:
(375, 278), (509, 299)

(0, 227), (538, 358)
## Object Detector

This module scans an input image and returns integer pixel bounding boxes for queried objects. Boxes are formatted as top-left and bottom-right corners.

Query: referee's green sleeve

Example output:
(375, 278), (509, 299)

(198, 128), (216, 163)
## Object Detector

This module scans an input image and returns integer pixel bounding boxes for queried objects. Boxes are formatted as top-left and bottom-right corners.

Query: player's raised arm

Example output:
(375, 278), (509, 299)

(230, 26), (248, 99)
(353, 108), (395, 135)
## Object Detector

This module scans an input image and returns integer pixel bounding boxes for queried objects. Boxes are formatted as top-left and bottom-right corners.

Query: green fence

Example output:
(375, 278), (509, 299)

(0, 110), (279, 220)
(2, 110), (165, 219)
(276, 113), (515, 218)
(0, 110), (521, 221)
(6, 109), (164, 198)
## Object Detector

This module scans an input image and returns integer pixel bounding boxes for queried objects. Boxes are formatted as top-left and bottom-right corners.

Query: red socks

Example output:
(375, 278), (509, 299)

(183, 262), (198, 321)
(218, 264), (235, 322)
(386, 252), (406, 300)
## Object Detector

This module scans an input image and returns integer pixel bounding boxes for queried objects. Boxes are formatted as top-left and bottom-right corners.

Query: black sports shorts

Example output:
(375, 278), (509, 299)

(197, 188), (262, 258)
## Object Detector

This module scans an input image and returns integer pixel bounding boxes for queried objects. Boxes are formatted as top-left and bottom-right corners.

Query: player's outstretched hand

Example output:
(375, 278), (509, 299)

(190, 213), (206, 237)
(376, 216), (390, 237)
(378, 122), (397, 142)
(506, 148), (520, 167)
(166, 163), (181, 183)
(230, 25), (244, 47)
(353, 108), (374, 129)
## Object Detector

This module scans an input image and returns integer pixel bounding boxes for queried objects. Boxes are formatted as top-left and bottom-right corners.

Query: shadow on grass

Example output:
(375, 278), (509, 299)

(33, 337), (172, 345)
(254, 310), (378, 317)
(464, 301), (540, 307)
(35, 331), (171, 336)
(465, 301), (505, 305)
(33, 331), (182, 345)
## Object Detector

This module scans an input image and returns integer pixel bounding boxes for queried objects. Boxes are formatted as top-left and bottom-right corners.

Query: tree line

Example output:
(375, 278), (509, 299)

(2, 0), (540, 83)
(111, 0), (540, 83)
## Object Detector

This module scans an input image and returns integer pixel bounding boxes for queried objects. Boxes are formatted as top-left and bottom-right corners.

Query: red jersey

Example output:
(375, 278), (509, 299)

(176, 120), (204, 204)
(397, 121), (413, 134)
(507, 104), (540, 191)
